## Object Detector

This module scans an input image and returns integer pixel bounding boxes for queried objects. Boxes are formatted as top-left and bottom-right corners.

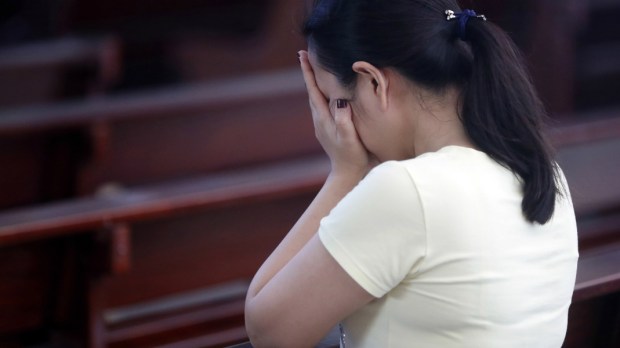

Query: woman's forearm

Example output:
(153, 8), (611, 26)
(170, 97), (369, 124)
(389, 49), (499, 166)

(246, 171), (363, 300)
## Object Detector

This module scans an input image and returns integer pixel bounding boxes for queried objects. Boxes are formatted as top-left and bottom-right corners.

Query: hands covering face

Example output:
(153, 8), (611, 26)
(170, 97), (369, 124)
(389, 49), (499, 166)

(299, 50), (375, 178)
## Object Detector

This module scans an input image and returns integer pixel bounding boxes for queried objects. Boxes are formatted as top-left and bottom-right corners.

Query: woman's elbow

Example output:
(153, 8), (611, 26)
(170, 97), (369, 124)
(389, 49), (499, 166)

(245, 301), (302, 348)
(245, 301), (280, 347)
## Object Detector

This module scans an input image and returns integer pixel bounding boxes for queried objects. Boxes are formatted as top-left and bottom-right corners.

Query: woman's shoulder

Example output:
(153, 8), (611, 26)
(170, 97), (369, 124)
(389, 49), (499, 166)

(364, 145), (522, 207)
(366, 146), (497, 191)
(407, 145), (492, 167)
(362, 160), (418, 194)
(397, 145), (523, 199)
(399, 145), (502, 179)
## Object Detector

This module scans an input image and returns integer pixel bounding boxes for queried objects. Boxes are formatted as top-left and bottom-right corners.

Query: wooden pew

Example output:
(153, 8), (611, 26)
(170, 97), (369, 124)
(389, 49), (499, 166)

(458, 0), (585, 115)
(63, 0), (306, 86)
(472, 0), (620, 115)
(0, 37), (121, 210)
(0, 37), (120, 109)
(167, 0), (307, 82)
(0, 68), (315, 346)
(573, 0), (620, 111)
(0, 68), (317, 210)
(0, 157), (329, 247)
(0, 156), (330, 347)
(1, 0), (615, 209)
(551, 110), (620, 348)
(0, 65), (317, 347)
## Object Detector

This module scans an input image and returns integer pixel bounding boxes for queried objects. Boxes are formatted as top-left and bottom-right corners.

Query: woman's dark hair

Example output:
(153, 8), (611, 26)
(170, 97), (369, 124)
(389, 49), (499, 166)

(303, 0), (561, 224)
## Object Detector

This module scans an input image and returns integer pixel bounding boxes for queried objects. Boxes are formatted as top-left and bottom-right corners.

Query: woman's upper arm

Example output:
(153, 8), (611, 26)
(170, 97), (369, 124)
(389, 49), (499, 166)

(245, 161), (426, 347)
(245, 233), (375, 347)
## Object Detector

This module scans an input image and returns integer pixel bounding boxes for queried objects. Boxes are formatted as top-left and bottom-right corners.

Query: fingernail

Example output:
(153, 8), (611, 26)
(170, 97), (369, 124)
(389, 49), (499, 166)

(337, 99), (348, 109)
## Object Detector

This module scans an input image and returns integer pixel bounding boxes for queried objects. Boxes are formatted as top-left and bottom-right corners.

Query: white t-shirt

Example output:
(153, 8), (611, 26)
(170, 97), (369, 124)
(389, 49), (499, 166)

(319, 146), (579, 348)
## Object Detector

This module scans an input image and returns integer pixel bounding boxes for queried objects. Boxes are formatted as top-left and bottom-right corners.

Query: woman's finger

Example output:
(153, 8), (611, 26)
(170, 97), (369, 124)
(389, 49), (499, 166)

(334, 99), (361, 148)
(298, 51), (330, 114)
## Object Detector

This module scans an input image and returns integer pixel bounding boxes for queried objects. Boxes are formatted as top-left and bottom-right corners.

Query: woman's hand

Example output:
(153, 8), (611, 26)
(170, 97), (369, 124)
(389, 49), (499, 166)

(299, 50), (372, 180)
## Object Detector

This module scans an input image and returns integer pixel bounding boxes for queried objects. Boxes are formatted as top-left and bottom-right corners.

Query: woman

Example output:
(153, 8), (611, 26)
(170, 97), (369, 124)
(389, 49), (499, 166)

(245, 0), (578, 347)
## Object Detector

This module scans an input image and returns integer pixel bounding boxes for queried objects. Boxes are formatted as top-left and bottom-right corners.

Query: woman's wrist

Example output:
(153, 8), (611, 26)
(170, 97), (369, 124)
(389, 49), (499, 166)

(329, 157), (377, 182)
(326, 168), (366, 191)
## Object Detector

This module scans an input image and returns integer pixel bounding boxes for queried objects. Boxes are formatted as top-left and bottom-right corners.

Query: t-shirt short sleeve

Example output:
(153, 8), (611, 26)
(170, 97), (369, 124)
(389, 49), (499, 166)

(318, 161), (427, 298)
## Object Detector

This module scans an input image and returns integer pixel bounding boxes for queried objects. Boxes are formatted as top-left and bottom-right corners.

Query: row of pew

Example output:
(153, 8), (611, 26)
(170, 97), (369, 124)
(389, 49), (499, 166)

(0, 66), (619, 347)
(0, 69), (317, 347)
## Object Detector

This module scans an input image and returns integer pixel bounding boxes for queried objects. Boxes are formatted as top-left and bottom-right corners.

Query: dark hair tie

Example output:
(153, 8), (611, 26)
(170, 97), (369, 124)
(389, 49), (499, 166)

(445, 9), (487, 41)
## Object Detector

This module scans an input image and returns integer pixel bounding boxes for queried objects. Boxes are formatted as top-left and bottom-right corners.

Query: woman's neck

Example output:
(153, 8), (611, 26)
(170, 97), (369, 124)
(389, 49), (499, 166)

(405, 86), (476, 156)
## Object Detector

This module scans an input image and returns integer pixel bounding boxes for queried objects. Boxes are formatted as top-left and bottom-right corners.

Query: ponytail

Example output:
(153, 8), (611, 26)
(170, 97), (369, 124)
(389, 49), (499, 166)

(303, 0), (561, 224)
(458, 18), (560, 224)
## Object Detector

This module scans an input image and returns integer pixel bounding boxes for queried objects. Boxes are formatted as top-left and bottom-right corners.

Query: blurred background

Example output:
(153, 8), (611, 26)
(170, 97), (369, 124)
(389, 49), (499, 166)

(0, 0), (618, 347)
